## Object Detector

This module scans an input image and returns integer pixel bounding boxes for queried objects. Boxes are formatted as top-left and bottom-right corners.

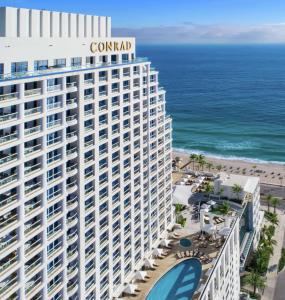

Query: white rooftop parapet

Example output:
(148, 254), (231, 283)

(0, 7), (111, 38)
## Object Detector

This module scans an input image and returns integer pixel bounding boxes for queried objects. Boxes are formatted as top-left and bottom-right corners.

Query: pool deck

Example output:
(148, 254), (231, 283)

(123, 223), (221, 300)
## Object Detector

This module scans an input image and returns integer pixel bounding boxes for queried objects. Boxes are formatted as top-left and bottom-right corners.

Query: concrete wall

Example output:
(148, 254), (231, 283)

(0, 7), (111, 38)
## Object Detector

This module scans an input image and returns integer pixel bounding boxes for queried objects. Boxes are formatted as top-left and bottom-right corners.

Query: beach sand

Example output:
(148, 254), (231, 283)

(173, 150), (285, 187)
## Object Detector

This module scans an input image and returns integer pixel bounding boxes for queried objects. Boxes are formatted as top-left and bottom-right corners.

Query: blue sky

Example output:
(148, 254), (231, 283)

(1, 0), (285, 43)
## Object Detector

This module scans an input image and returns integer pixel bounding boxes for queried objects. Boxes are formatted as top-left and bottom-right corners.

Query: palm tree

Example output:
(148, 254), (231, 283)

(203, 182), (214, 199)
(271, 197), (280, 214)
(267, 213), (279, 226)
(174, 156), (182, 170)
(190, 154), (197, 171)
(265, 194), (273, 212)
(232, 184), (243, 201)
(243, 271), (265, 296)
(206, 162), (213, 172)
(218, 202), (231, 215)
(195, 154), (205, 170)
(174, 204), (184, 223)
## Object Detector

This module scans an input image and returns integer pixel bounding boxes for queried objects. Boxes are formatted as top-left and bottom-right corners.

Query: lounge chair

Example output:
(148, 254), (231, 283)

(177, 252), (182, 259)
(186, 250), (191, 257)
(180, 252), (186, 258)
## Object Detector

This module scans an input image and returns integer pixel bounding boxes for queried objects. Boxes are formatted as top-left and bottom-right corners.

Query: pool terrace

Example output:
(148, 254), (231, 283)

(121, 213), (235, 300)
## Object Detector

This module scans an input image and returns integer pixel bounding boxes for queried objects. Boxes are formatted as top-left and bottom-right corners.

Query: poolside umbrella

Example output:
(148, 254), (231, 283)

(160, 239), (172, 247)
(134, 270), (147, 281)
(152, 248), (164, 257)
(144, 258), (155, 268)
(218, 227), (231, 236)
(201, 204), (210, 209)
(124, 283), (137, 295)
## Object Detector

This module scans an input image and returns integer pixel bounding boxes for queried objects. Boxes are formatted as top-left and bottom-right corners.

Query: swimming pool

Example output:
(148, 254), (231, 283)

(146, 258), (202, 300)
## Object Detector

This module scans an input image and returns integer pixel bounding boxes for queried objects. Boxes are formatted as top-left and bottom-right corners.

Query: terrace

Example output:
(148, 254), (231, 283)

(119, 201), (238, 300)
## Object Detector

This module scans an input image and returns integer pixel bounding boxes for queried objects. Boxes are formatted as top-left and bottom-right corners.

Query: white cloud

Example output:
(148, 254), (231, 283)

(113, 23), (285, 44)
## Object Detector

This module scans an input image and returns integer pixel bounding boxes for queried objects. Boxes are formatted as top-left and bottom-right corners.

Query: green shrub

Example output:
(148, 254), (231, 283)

(278, 248), (285, 272)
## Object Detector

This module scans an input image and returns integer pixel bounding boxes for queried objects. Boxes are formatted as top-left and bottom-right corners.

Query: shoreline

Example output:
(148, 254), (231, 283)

(173, 149), (285, 187)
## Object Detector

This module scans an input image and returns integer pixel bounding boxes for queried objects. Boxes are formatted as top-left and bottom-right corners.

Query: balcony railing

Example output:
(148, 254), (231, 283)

(84, 79), (94, 85)
(47, 119), (61, 128)
(25, 181), (42, 195)
(47, 84), (62, 92)
(0, 153), (17, 165)
(0, 112), (18, 123)
(84, 94), (94, 101)
(25, 88), (41, 97)
(0, 254), (18, 274)
(0, 174), (17, 187)
(0, 234), (17, 252)
(25, 219), (41, 234)
(0, 276), (18, 295)
(25, 125), (41, 136)
(0, 132), (17, 144)
(25, 144), (41, 155)
(0, 92), (19, 102)
(25, 163), (41, 175)
(24, 107), (41, 116)
(66, 98), (77, 106)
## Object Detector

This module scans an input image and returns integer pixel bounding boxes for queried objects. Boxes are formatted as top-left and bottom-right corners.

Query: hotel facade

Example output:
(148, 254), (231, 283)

(0, 7), (173, 300)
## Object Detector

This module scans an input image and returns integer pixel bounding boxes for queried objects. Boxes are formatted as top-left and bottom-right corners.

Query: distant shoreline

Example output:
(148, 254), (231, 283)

(173, 149), (285, 187)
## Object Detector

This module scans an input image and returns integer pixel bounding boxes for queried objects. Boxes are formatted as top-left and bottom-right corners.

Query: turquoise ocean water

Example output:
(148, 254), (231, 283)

(137, 45), (285, 163)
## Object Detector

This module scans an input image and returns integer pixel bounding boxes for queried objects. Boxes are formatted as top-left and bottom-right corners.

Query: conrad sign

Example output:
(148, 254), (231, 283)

(90, 41), (132, 53)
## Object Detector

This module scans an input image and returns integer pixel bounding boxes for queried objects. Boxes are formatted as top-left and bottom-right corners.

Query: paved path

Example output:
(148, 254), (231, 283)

(262, 208), (285, 300)
(273, 230), (285, 300)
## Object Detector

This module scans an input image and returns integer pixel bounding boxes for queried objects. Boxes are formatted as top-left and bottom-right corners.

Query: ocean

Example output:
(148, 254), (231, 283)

(137, 44), (285, 164)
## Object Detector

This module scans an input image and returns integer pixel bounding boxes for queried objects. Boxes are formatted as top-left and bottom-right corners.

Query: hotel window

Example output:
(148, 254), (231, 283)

(11, 61), (28, 74)
(0, 63), (4, 76)
(71, 57), (82, 67)
(122, 54), (129, 62)
(111, 55), (118, 63)
(34, 60), (48, 71)
(86, 56), (95, 65)
(54, 58), (66, 68)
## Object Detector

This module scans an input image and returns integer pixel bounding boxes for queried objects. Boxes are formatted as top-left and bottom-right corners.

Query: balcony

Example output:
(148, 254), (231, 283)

(67, 196), (78, 210)
(84, 139), (94, 148)
(25, 276), (42, 296)
(47, 102), (62, 110)
(47, 119), (61, 129)
(0, 232), (17, 253)
(47, 153), (61, 165)
(0, 153), (17, 166)
(0, 132), (17, 145)
(0, 275), (18, 297)
(84, 109), (93, 117)
(0, 92), (19, 102)
(66, 98), (77, 108)
(25, 88), (41, 97)
(25, 125), (41, 136)
(25, 144), (41, 155)
(24, 107), (41, 116)
(0, 112), (18, 123)
(66, 147), (77, 157)
(66, 115), (77, 124)
(84, 154), (94, 164)
(25, 163), (41, 175)
(84, 94), (94, 101)
(0, 173), (17, 187)
(25, 219), (41, 235)
(47, 277), (62, 295)
(47, 84), (62, 93)
(0, 253), (18, 275)
(66, 81), (77, 89)
(84, 79), (94, 85)
(25, 238), (41, 255)
(25, 256), (42, 276)
(25, 199), (41, 214)
(47, 224), (62, 240)
(25, 182), (41, 195)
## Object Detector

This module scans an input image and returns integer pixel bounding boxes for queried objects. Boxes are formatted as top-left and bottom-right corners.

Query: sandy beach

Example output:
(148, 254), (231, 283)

(173, 150), (285, 187)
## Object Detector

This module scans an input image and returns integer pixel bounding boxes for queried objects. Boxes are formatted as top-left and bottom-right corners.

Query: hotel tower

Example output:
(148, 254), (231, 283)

(0, 7), (173, 300)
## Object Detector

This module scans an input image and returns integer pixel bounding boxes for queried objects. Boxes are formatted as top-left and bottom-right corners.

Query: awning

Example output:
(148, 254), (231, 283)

(172, 185), (192, 206)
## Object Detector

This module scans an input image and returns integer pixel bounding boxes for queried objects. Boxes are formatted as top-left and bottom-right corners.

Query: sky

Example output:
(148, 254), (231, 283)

(1, 0), (285, 44)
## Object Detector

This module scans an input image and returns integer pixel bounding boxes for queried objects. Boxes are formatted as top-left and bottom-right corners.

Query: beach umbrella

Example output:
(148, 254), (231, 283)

(202, 224), (216, 234)
(201, 204), (211, 209)
(160, 239), (172, 247)
(144, 258), (155, 268)
(200, 208), (209, 213)
(152, 248), (164, 257)
(135, 270), (148, 281)
(218, 227), (231, 236)
(124, 283), (137, 295)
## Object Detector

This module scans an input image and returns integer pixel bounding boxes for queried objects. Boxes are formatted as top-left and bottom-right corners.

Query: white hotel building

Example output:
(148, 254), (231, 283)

(0, 7), (173, 300)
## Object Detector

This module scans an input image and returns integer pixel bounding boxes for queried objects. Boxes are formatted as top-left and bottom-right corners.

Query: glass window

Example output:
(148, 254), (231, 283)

(11, 61), (28, 74)
(54, 59), (66, 68)
(34, 60), (48, 71)
(0, 64), (4, 76)
(122, 54), (129, 62)
(71, 57), (82, 67)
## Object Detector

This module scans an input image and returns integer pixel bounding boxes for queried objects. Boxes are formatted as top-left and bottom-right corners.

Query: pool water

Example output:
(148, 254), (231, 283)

(146, 258), (202, 300)
(180, 238), (192, 248)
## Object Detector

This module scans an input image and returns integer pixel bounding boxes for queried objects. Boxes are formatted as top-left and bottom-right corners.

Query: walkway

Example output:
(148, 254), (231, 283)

(261, 208), (285, 300)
